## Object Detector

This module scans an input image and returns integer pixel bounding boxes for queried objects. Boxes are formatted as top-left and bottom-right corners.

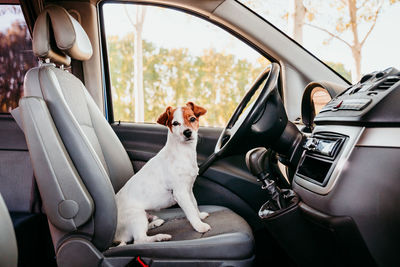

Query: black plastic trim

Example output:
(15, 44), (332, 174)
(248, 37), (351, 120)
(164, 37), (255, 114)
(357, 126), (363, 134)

(98, 3), (114, 123)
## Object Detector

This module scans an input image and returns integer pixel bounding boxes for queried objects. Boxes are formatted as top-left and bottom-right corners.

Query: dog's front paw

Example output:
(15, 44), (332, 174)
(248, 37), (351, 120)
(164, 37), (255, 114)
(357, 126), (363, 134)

(193, 222), (211, 233)
(153, 233), (172, 242)
(117, 241), (127, 247)
(199, 212), (209, 220)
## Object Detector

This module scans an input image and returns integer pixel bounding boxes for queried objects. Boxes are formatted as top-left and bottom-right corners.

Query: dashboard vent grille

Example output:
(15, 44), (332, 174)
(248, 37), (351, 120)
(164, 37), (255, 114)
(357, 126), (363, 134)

(374, 77), (400, 90)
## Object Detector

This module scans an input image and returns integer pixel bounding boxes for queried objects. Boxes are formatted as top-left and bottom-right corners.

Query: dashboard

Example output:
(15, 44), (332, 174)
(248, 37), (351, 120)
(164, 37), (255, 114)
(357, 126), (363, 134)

(264, 67), (400, 267)
(315, 67), (400, 125)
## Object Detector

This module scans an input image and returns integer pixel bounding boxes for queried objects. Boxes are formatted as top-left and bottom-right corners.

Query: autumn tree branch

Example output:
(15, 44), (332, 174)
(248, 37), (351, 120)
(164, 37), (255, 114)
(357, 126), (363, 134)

(305, 22), (352, 48)
(124, 5), (137, 28)
(356, 0), (368, 10)
(360, 0), (384, 46)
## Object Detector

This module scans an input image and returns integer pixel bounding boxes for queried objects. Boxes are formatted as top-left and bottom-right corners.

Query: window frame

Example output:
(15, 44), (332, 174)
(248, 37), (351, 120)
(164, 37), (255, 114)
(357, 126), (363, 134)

(98, 0), (278, 124)
(0, 1), (20, 4)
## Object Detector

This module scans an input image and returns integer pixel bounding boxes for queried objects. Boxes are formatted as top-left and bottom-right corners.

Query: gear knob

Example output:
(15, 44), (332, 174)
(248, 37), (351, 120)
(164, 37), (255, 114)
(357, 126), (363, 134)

(245, 147), (270, 177)
(246, 147), (276, 191)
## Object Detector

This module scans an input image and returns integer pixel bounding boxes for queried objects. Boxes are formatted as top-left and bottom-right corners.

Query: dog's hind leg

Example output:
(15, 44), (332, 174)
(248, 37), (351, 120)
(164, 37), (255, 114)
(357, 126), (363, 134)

(130, 209), (171, 244)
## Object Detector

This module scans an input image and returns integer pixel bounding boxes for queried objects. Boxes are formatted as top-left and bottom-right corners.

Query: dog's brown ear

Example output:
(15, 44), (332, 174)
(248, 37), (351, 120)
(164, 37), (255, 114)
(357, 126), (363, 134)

(157, 106), (173, 126)
(186, 102), (207, 117)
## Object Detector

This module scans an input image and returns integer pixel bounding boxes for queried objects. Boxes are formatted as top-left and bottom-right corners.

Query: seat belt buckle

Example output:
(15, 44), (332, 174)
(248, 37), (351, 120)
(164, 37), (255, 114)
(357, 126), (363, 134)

(128, 256), (151, 267)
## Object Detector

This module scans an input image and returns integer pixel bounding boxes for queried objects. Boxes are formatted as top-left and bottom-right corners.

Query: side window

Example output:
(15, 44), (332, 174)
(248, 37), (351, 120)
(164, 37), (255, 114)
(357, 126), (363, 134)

(0, 5), (37, 113)
(102, 3), (270, 127)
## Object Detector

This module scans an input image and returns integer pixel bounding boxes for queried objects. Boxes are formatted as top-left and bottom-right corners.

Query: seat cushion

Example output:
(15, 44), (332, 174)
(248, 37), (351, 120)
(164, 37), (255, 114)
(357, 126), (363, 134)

(104, 206), (254, 260)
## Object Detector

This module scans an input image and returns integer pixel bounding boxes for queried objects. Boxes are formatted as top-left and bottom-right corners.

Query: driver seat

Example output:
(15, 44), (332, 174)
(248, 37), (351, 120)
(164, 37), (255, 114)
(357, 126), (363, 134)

(19, 5), (254, 266)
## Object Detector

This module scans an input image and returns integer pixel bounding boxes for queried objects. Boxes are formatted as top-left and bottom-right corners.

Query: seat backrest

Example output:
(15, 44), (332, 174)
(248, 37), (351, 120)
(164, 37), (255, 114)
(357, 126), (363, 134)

(19, 5), (134, 252)
(0, 193), (18, 267)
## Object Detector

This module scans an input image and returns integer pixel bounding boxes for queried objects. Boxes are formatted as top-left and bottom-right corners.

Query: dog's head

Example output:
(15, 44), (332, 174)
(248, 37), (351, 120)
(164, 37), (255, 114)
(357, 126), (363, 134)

(157, 102), (207, 143)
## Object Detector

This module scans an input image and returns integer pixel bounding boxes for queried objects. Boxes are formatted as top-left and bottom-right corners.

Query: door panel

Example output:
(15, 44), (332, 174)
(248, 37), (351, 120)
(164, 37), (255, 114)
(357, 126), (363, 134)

(112, 123), (267, 230)
(112, 122), (221, 166)
(112, 123), (168, 171)
(0, 115), (34, 213)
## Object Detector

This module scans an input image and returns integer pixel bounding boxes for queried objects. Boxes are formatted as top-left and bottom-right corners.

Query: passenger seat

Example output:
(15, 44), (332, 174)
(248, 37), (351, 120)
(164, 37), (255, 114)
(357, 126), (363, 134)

(19, 5), (255, 266)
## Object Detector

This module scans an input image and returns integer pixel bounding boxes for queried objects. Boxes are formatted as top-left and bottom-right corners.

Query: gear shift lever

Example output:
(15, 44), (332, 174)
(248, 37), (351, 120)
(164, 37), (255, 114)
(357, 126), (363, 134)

(246, 147), (298, 218)
(246, 148), (276, 189)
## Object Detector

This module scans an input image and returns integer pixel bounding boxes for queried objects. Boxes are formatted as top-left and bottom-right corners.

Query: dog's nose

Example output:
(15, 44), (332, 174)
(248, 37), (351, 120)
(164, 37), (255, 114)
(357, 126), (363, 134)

(183, 129), (192, 138)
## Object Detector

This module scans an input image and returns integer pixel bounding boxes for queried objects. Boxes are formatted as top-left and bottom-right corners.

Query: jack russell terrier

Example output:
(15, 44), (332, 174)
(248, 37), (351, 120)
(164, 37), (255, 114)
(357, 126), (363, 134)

(114, 102), (210, 245)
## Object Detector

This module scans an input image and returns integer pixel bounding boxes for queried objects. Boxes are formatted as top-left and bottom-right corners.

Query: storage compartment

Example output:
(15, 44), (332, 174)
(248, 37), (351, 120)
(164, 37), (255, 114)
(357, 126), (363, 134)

(297, 156), (332, 184)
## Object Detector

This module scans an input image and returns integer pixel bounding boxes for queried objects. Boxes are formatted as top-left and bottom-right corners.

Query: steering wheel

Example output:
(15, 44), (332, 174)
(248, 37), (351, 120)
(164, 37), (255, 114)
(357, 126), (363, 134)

(199, 62), (284, 175)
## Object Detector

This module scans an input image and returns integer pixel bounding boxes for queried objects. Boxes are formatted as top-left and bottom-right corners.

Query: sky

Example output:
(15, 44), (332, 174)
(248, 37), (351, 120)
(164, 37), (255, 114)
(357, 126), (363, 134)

(0, 6), (22, 31)
(102, 1), (400, 80)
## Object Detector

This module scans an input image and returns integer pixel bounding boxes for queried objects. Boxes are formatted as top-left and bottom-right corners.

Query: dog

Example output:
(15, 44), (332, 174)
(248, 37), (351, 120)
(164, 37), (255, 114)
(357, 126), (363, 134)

(114, 102), (211, 245)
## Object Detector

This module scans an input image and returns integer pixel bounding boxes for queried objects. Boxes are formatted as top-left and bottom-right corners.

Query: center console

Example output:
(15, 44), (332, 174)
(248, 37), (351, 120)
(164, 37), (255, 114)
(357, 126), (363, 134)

(294, 125), (362, 195)
(295, 67), (400, 195)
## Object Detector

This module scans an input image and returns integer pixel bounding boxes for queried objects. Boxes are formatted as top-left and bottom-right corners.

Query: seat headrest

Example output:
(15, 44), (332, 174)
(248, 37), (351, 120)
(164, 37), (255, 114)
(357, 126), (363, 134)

(32, 5), (93, 66)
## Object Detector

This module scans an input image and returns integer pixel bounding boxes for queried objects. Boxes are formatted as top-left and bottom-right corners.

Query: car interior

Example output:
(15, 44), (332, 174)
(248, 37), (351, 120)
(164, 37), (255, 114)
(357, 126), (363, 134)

(0, 0), (399, 267)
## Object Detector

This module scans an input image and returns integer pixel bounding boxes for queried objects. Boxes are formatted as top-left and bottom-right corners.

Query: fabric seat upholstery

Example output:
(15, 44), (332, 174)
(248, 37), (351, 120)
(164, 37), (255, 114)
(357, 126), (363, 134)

(19, 5), (255, 266)
(105, 206), (254, 260)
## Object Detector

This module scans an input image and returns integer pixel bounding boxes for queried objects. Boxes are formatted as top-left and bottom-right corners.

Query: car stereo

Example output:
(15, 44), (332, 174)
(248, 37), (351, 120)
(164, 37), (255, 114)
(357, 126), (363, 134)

(296, 133), (346, 186)
(303, 134), (344, 158)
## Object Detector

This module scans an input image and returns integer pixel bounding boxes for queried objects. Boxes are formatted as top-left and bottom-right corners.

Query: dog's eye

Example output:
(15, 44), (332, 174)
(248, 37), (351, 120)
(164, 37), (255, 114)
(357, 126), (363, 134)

(189, 117), (196, 122)
(172, 121), (180, 126)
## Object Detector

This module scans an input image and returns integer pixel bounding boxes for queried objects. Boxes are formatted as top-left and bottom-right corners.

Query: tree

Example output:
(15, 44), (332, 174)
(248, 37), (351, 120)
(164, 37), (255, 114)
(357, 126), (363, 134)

(326, 61), (352, 81)
(106, 33), (135, 121)
(305, 0), (388, 82)
(288, 0), (306, 44)
(106, 33), (269, 126)
(0, 7), (37, 113)
(124, 5), (146, 122)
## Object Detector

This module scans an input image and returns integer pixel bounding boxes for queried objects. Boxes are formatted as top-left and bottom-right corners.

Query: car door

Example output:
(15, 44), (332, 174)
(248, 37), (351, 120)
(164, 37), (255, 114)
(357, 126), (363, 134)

(99, 0), (276, 243)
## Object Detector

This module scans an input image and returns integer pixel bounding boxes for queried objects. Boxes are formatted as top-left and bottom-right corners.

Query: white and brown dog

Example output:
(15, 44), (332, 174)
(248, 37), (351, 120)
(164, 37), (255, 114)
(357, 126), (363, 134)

(114, 102), (210, 245)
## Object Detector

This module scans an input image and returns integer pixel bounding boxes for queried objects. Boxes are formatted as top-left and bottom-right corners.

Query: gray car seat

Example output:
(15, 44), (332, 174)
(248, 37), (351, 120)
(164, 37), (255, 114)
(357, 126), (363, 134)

(19, 5), (254, 267)
(0, 194), (18, 267)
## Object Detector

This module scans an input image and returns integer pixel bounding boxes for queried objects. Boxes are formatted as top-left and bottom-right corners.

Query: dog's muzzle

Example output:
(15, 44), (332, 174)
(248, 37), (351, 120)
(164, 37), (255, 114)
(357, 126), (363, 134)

(183, 129), (192, 138)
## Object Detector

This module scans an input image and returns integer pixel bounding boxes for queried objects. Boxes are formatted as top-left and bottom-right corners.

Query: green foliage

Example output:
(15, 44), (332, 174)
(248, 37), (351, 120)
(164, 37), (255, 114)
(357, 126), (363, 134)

(0, 17), (37, 113)
(325, 61), (352, 81)
(107, 34), (269, 127)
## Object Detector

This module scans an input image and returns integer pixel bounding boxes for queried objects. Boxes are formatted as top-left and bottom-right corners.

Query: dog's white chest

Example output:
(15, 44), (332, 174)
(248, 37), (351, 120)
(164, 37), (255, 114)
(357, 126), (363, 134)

(164, 155), (198, 184)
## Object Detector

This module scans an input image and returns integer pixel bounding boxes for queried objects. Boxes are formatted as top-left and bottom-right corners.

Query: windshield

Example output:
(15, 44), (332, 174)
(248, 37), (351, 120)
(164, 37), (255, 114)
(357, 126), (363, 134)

(239, 0), (400, 83)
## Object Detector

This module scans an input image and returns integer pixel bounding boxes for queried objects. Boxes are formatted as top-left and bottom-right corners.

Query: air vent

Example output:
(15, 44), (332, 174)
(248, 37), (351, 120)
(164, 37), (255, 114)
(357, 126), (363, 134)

(373, 77), (400, 90)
